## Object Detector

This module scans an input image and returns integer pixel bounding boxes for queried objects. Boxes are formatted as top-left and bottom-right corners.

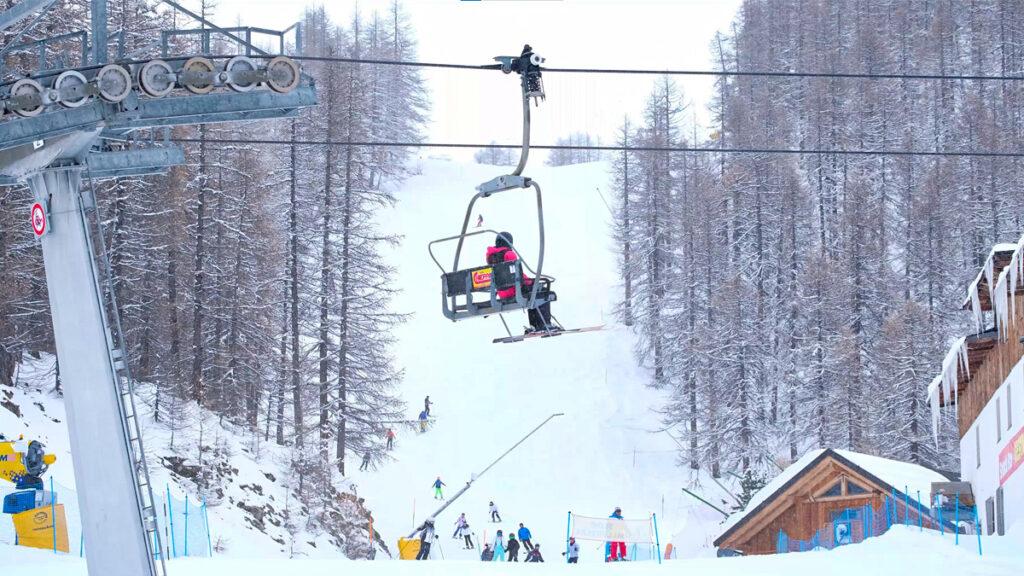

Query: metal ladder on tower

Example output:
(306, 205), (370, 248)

(78, 171), (167, 576)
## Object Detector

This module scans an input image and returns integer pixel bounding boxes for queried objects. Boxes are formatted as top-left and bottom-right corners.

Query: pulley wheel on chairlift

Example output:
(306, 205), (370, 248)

(266, 56), (300, 94)
(138, 59), (175, 98)
(53, 70), (89, 108)
(224, 56), (260, 92)
(181, 57), (216, 94)
(95, 64), (133, 103)
(9, 79), (45, 117)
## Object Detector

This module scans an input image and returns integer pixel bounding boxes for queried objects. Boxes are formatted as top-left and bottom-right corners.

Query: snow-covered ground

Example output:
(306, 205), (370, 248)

(8, 526), (1024, 574)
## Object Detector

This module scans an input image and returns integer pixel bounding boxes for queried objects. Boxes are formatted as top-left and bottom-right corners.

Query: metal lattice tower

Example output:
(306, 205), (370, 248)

(0, 2), (317, 575)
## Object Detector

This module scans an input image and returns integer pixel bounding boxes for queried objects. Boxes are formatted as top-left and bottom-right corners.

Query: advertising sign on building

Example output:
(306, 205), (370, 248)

(998, 427), (1024, 486)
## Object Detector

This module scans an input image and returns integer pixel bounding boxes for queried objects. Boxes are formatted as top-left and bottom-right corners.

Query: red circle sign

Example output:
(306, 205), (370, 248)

(30, 203), (46, 236)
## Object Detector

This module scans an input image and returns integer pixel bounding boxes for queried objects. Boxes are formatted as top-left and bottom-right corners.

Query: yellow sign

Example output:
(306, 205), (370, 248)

(12, 503), (69, 553)
(472, 268), (493, 290)
(397, 537), (421, 560)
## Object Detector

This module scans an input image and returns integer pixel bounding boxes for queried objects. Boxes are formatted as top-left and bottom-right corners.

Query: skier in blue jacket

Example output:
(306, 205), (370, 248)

(518, 523), (534, 551)
(607, 507), (626, 561)
(433, 476), (446, 500)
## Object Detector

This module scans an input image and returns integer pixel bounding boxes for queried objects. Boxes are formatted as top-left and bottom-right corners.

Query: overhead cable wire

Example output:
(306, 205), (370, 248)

(168, 137), (1024, 158)
(275, 54), (1024, 82)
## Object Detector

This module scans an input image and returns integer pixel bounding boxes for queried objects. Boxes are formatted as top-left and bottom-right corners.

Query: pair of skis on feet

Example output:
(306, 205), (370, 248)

(493, 325), (603, 344)
(492, 313), (604, 344)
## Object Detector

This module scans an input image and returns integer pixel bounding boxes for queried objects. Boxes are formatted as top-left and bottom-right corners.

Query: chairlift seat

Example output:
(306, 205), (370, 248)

(440, 258), (556, 322)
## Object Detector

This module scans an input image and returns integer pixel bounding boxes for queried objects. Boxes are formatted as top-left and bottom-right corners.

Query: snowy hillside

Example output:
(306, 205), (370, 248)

(352, 158), (731, 561)
(0, 353), (370, 559)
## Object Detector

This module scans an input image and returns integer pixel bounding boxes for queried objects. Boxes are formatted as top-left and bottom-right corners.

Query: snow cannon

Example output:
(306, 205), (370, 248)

(0, 435), (56, 489)
(0, 434), (68, 552)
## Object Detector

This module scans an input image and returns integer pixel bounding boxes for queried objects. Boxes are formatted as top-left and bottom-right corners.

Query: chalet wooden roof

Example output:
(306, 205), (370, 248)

(713, 449), (951, 548)
(962, 247), (1017, 312)
(938, 329), (998, 408)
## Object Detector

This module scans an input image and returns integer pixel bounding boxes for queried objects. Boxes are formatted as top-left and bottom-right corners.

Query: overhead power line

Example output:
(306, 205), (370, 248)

(276, 54), (1024, 82)
(169, 137), (1024, 158)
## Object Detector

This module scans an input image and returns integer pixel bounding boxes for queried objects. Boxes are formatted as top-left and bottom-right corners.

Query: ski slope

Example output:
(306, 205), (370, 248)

(354, 158), (726, 562)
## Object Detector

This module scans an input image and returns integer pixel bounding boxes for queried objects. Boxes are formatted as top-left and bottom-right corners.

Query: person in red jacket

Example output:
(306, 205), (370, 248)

(485, 232), (558, 334)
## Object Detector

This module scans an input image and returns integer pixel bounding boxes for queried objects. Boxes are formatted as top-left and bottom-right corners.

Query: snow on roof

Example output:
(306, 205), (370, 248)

(936, 234), (1024, 442)
(716, 449), (948, 546)
(716, 449), (826, 538)
(833, 450), (948, 504)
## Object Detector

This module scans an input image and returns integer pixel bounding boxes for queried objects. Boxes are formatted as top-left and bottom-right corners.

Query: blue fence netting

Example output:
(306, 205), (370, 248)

(777, 490), (983, 556)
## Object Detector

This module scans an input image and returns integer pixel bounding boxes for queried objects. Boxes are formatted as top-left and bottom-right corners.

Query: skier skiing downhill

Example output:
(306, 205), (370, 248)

(486, 232), (560, 335)
(419, 410), (428, 433)
(424, 395), (432, 417)
(489, 501), (502, 522)
(453, 513), (468, 538)
(463, 522), (474, 549)
(607, 507), (626, 561)
(475, 214), (484, 228)
(414, 518), (436, 560)
(433, 476), (446, 500)
(386, 429), (395, 450)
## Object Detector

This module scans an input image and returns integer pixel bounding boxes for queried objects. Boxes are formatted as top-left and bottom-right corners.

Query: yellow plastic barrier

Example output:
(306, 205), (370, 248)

(13, 503), (69, 553)
(398, 537), (421, 560)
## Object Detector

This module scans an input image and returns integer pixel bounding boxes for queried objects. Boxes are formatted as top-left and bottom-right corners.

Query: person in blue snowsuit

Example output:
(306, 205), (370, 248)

(518, 523), (534, 551)
(492, 529), (506, 561)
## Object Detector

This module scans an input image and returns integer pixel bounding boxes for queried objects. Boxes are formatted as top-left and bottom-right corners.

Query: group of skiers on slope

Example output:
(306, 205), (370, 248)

(480, 522), (543, 562)
(357, 395), (426, 472)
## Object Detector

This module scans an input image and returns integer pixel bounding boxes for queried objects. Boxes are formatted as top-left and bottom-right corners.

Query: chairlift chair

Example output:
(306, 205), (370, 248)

(429, 45), (556, 324)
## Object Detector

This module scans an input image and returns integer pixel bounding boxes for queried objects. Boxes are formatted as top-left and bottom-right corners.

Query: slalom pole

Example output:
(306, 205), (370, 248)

(938, 498), (944, 535)
(50, 476), (56, 553)
(566, 511), (571, 564)
(204, 495), (213, 556)
(904, 486), (910, 527)
(974, 505), (982, 556)
(167, 485), (177, 558)
(184, 494), (189, 556)
(653, 513), (662, 564)
(955, 493), (960, 545)
(921, 487), (929, 528)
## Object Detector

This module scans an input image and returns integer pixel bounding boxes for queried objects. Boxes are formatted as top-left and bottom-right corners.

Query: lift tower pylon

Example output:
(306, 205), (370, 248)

(0, 2), (317, 575)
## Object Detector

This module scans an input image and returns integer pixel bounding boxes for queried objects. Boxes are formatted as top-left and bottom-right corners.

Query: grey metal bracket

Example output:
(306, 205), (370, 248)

(476, 174), (530, 195)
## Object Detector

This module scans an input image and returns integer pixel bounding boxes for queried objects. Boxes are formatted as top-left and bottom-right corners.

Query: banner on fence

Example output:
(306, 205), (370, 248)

(570, 514), (653, 543)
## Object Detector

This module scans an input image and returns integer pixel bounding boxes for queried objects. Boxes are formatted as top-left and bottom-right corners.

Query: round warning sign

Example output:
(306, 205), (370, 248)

(30, 203), (47, 236)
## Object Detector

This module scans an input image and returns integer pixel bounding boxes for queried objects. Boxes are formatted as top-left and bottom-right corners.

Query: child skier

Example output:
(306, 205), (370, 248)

(489, 501), (502, 522)
(485, 231), (559, 335)
(563, 537), (580, 563)
(506, 533), (520, 561)
(432, 476), (446, 500)
(525, 543), (544, 563)
(453, 513), (468, 538)
(419, 410), (428, 433)
(481, 543), (494, 561)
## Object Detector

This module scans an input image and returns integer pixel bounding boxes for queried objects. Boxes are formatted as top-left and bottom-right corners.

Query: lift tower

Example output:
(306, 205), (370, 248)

(0, 2), (316, 574)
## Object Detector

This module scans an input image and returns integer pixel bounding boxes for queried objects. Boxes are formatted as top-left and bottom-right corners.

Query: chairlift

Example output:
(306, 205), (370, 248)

(428, 45), (555, 327)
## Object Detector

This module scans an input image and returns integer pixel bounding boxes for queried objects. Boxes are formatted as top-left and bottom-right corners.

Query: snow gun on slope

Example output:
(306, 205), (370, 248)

(1, 433), (68, 552)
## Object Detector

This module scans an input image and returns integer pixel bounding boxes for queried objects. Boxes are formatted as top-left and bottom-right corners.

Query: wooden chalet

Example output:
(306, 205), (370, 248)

(713, 449), (951, 556)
